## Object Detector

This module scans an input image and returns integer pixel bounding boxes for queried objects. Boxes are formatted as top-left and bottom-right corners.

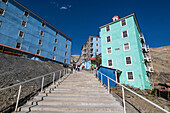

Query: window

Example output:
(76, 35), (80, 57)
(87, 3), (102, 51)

(107, 47), (112, 54)
(38, 40), (42, 45)
(24, 11), (29, 17)
(123, 43), (130, 51)
(16, 42), (21, 49)
(64, 59), (67, 64)
(122, 31), (128, 38)
(21, 20), (27, 27)
(42, 22), (45, 27)
(19, 31), (24, 38)
(106, 25), (110, 32)
(90, 54), (93, 57)
(96, 38), (98, 41)
(66, 44), (68, 48)
(1, 0), (8, 4)
(37, 49), (41, 55)
(65, 52), (67, 56)
(108, 59), (113, 67)
(54, 46), (56, 51)
(91, 38), (93, 42)
(40, 30), (44, 36)
(56, 31), (59, 35)
(0, 7), (5, 16)
(125, 56), (132, 65)
(66, 38), (68, 41)
(90, 43), (93, 47)
(96, 49), (98, 52)
(55, 38), (58, 43)
(106, 36), (111, 43)
(52, 55), (56, 60)
(127, 71), (134, 81)
(90, 49), (93, 53)
(121, 19), (126, 26)
(96, 43), (98, 47)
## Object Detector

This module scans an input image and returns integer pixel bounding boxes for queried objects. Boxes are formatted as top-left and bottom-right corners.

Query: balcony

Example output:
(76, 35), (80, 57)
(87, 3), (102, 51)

(142, 45), (149, 53)
(146, 66), (154, 73)
(140, 35), (145, 44)
(143, 54), (152, 62)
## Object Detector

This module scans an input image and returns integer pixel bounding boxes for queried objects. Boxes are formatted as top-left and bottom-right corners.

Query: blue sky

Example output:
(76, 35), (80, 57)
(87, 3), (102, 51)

(17, 0), (170, 55)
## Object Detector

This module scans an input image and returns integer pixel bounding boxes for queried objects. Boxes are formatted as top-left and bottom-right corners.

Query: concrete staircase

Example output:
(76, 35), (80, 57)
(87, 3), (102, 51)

(17, 71), (123, 113)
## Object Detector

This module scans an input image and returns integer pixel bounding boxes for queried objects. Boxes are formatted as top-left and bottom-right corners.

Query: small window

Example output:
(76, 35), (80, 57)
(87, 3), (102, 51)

(106, 25), (110, 32)
(90, 49), (93, 53)
(64, 59), (67, 64)
(38, 40), (42, 45)
(107, 47), (112, 54)
(127, 71), (134, 81)
(96, 49), (98, 52)
(90, 54), (93, 57)
(125, 56), (132, 65)
(0, 21), (2, 27)
(123, 43), (130, 51)
(106, 36), (111, 43)
(0, 7), (5, 16)
(65, 52), (67, 56)
(24, 11), (29, 17)
(21, 20), (27, 27)
(96, 43), (98, 47)
(19, 31), (24, 38)
(16, 42), (21, 49)
(122, 31), (128, 38)
(54, 46), (56, 51)
(66, 44), (68, 48)
(42, 22), (45, 27)
(55, 38), (58, 43)
(53, 55), (56, 60)
(56, 31), (59, 35)
(108, 59), (113, 67)
(66, 38), (68, 41)
(96, 38), (98, 41)
(121, 19), (126, 26)
(1, 0), (8, 4)
(91, 38), (93, 42)
(37, 49), (41, 55)
(40, 30), (44, 36)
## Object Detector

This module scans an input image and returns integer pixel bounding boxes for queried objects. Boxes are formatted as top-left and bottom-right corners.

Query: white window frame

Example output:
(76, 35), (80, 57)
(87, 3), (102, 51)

(106, 36), (111, 43)
(37, 49), (41, 55)
(126, 71), (134, 81)
(123, 43), (130, 51)
(105, 25), (110, 32)
(107, 59), (113, 67)
(18, 30), (24, 38)
(16, 42), (22, 49)
(21, 20), (27, 27)
(55, 38), (58, 44)
(38, 39), (42, 45)
(125, 56), (132, 65)
(107, 47), (112, 55)
(53, 55), (56, 60)
(41, 22), (45, 27)
(24, 11), (29, 17)
(121, 18), (127, 27)
(40, 30), (44, 36)
(122, 30), (128, 38)
(0, 7), (5, 16)
(1, 0), (8, 5)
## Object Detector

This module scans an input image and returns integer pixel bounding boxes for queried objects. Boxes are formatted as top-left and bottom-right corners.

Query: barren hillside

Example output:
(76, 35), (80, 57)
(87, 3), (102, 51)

(150, 46), (170, 83)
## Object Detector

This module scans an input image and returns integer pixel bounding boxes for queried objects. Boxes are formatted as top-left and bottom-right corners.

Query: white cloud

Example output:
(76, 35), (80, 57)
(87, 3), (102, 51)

(60, 6), (68, 10)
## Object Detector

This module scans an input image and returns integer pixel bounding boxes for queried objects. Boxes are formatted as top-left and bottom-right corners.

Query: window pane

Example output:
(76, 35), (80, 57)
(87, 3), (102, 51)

(0, 7), (5, 16)
(128, 72), (133, 80)
(124, 43), (129, 51)
(106, 25), (110, 32)
(123, 31), (128, 38)
(107, 36), (111, 42)
(107, 47), (112, 54)
(16, 42), (21, 49)
(108, 60), (112, 66)
(21, 20), (27, 27)
(121, 19), (126, 26)
(24, 11), (29, 17)
(126, 57), (131, 64)
(2, 0), (8, 4)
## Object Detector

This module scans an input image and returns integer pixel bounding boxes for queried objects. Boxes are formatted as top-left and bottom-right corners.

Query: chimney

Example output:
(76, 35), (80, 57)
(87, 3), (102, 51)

(112, 16), (120, 22)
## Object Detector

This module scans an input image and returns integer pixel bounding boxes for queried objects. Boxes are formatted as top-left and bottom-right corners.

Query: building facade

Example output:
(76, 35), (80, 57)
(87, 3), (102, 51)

(0, 0), (72, 65)
(77, 36), (101, 69)
(99, 13), (153, 89)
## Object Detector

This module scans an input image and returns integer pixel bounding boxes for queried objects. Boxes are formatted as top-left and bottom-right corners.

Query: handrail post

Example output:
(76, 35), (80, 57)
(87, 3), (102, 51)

(59, 70), (61, 80)
(41, 77), (44, 92)
(108, 77), (110, 94)
(101, 73), (103, 86)
(122, 87), (126, 113)
(53, 72), (55, 85)
(14, 85), (22, 113)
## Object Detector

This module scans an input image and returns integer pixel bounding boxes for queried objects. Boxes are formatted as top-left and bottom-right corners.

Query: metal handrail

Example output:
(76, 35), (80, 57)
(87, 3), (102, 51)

(97, 71), (169, 113)
(0, 68), (69, 113)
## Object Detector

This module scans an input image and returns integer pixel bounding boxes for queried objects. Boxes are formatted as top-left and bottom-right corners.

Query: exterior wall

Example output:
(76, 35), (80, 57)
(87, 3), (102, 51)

(80, 60), (91, 69)
(100, 14), (151, 89)
(91, 37), (101, 58)
(0, 0), (71, 65)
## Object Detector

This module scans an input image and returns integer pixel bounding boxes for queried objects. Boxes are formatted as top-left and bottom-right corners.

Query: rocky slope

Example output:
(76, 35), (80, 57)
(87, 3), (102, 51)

(150, 46), (170, 83)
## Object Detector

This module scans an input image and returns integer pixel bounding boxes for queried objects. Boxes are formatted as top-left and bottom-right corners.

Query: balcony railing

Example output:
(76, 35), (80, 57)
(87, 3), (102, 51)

(142, 45), (149, 53)
(143, 54), (152, 62)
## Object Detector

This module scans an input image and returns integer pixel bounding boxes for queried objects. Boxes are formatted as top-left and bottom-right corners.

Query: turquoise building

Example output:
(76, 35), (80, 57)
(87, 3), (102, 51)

(99, 13), (153, 89)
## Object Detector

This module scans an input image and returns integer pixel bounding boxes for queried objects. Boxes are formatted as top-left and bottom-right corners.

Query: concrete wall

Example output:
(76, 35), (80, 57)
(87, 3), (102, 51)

(100, 14), (151, 89)
(0, 0), (71, 64)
